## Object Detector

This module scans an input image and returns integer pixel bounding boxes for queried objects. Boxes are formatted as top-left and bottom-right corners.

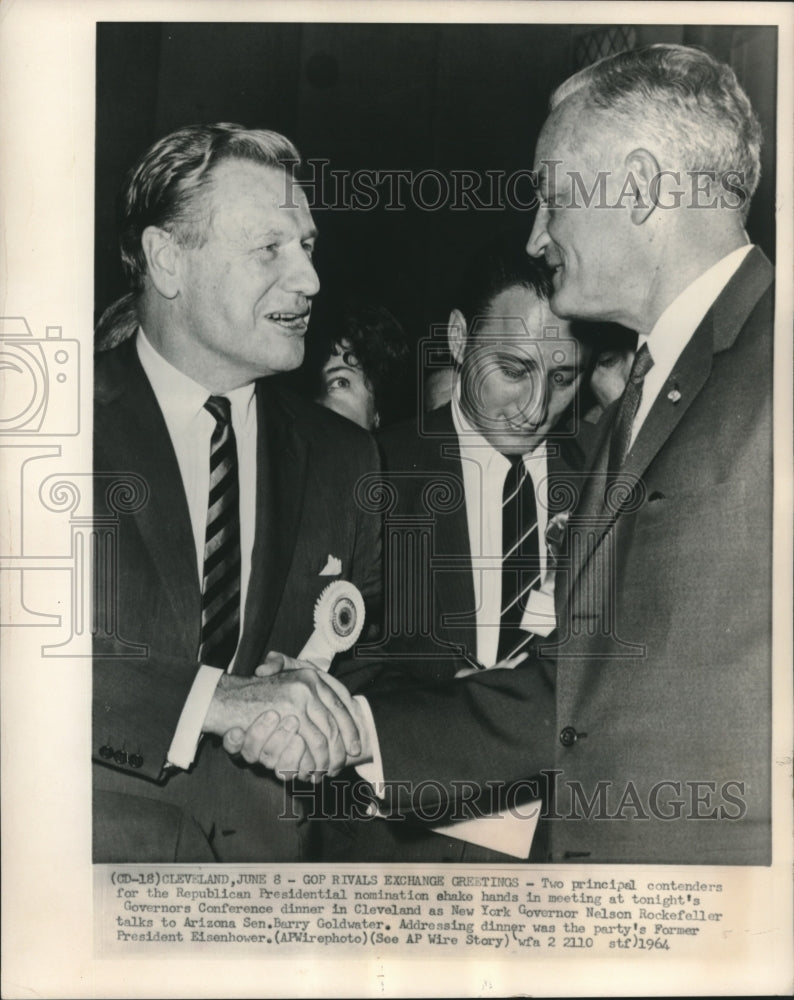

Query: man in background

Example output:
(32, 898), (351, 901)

(272, 236), (598, 861)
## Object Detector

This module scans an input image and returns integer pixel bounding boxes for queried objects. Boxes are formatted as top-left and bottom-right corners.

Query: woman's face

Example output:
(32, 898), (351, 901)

(317, 339), (378, 430)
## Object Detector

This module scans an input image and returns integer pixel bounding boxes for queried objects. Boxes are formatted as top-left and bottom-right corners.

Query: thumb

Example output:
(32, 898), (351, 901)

(223, 726), (245, 754)
(255, 651), (286, 677)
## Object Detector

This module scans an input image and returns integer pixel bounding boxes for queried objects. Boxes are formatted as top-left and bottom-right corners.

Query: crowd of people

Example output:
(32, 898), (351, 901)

(93, 43), (773, 867)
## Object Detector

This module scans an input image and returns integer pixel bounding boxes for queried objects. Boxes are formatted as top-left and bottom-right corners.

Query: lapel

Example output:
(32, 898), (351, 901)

(567, 246), (774, 594)
(95, 339), (200, 645)
(233, 383), (309, 672)
(420, 405), (477, 654)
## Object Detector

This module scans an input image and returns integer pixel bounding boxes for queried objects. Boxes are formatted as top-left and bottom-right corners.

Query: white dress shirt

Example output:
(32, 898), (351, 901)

(451, 382), (556, 665)
(136, 328), (258, 769)
(356, 383), (557, 816)
(630, 244), (752, 447)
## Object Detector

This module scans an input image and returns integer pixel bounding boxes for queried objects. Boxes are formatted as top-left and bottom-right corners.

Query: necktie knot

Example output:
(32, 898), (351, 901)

(205, 395), (232, 427)
(629, 343), (654, 384)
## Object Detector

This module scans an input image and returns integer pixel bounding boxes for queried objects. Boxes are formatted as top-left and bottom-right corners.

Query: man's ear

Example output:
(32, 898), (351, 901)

(624, 148), (661, 226)
(447, 308), (468, 367)
(141, 226), (181, 299)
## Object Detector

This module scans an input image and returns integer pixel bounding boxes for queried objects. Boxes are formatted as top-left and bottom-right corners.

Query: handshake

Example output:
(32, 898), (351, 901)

(202, 652), (369, 782)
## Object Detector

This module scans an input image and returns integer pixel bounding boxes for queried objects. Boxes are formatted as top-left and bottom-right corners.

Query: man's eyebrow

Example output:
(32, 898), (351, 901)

(251, 226), (319, 242)
(495, 353), (538, 369)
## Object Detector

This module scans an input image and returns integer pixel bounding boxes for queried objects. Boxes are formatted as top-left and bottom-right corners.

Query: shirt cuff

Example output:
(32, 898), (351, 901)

(353, 695), (385, 799)
(166, 665), (224, 770)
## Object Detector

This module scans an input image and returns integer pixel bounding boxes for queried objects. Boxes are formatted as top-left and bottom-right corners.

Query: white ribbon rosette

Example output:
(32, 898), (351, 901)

(298, 580), (366, 671)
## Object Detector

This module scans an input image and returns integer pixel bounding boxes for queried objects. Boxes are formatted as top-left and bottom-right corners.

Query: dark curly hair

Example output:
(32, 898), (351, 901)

(308, 297), (413, 427)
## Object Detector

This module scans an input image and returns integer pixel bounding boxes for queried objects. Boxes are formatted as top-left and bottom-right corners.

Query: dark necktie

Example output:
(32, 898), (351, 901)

(497, 456), (540, 662)
(198, 395), (241, 669)
(608, 342), (654, 471)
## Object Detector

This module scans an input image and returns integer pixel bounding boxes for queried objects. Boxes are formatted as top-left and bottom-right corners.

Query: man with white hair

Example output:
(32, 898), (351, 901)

(236, 45), (773, 865)
(520, 42), (773, 863)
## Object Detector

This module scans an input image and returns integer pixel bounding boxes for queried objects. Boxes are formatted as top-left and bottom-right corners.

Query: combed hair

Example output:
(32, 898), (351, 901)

(453, 228), (624, 358)
(551, 44), (762, 216)
(118, 123), (301, 292)
(454, 230), (555, 330)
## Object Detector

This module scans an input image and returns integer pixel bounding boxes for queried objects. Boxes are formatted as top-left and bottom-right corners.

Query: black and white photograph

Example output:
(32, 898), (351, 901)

(2, 2), (792, 997)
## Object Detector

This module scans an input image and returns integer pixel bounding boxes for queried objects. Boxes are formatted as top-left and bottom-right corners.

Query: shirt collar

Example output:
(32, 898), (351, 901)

(639, 244), (753, 364)
(136, 326), (256, 427)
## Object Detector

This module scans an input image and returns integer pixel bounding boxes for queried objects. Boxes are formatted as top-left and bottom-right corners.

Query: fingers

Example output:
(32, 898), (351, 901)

(255, 650), (306, 676)
(298, 748), (316, 783)
(254, 652), (286, 677)
(238, 710), (282, 764)
(223, 726), (246, 754)
(287, 709), (331, 774)
(303, 693), (347, 775)
(310, 672), (362, 760)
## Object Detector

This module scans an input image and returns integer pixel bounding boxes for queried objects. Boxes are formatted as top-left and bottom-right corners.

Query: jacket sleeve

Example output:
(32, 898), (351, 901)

(359, 648), (557, 814)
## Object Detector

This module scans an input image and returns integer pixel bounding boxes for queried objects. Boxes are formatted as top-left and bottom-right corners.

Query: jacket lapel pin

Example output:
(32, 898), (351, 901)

(319, 554), (342, 576)
(667, 384), (682, 404)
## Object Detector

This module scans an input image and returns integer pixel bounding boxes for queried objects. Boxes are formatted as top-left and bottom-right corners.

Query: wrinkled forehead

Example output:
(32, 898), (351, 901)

(201, 159), (314, 233)
(533, 97), (615, 179)
(472, 286), (570, 340)
(466, 290), (581, 368)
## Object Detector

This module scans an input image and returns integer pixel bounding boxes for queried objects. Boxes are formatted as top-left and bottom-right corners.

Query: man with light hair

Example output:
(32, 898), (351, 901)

(519, 42), (773, 863)
(231, 44), (773, 865)
(93, 123), (378, 861)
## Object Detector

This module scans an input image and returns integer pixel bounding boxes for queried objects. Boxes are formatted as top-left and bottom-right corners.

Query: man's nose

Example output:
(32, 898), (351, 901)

(518, 370), (548, 425)
(526, 207), (549, 258)
(284, 247), (321, 298)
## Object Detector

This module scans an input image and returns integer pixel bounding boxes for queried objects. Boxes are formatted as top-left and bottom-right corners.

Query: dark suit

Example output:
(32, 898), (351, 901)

(324, 402), (586, 862)
(363, 248), (773, 865)
(92, 336), (381, 862)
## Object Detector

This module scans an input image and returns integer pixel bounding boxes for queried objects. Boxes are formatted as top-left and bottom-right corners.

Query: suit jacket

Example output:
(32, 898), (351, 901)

(324, 402), (587, 862)
(92, 336), (381, 861)
(364, 248), (774, 865)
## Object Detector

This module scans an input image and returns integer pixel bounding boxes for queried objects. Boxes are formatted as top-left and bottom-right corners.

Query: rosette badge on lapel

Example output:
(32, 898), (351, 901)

(298, 577), (366, 671)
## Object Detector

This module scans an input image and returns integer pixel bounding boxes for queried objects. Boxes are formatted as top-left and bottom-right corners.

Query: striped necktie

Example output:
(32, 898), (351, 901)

(198, 395), (241, 669)
(497, 455), (539, 662)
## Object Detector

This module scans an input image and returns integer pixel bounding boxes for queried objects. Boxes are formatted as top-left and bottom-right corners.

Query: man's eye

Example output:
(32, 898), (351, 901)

(551, 371), (576, 387)
(302, 241), (315, 258)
